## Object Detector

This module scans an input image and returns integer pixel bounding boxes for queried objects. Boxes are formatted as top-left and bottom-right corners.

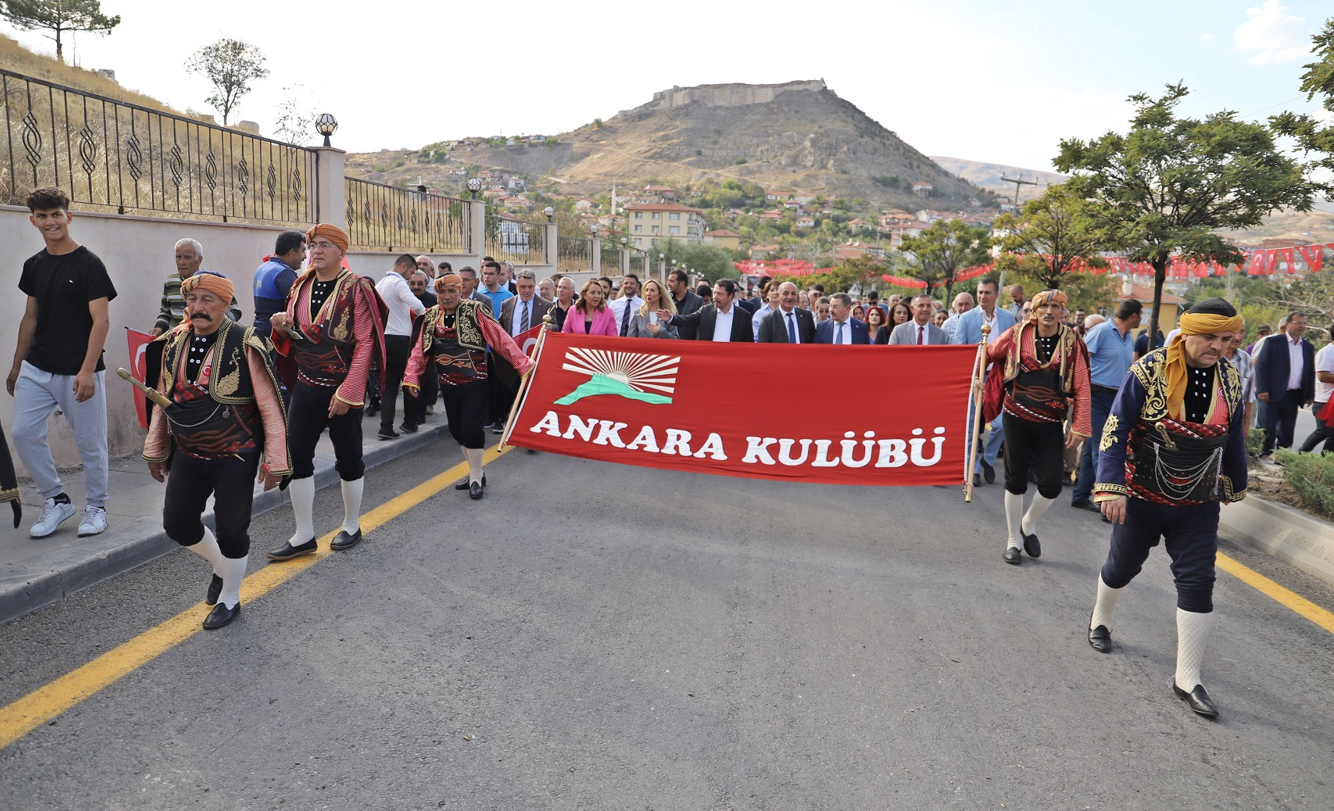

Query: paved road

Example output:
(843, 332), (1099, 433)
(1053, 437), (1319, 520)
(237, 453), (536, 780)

(1, 441), (1332, 810)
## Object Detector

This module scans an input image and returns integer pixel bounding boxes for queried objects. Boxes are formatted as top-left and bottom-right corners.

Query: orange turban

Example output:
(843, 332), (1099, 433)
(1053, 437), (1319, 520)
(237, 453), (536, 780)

(436, 274), (462, 293)
(180, 271), (233, 303)
(306, 223), (349, 253)
(1029, 289), (1068, 321)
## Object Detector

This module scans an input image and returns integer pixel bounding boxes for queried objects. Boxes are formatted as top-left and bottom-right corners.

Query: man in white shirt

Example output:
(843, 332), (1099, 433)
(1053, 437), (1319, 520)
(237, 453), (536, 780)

(375, 254), (426, 439)
(952, 278), (1018, 486)
(1298, 324), (1334, 454)
(608, 273), (644, 336)
(887, 295), (949, 345)
(814, 293), (870, 344)
(658, 279), (753, 342)
(940, 292), (974, 343)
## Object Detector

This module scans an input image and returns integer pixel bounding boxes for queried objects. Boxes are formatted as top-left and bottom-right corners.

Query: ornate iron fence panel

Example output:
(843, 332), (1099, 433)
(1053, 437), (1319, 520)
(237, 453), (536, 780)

(1, 68), (315, 224)
(600, 240), (622, 275)
(634, 249), (652, 279)
(558, 236), (593, 274)
(483, 210), (545, 265)
(344, 178), (466, 253)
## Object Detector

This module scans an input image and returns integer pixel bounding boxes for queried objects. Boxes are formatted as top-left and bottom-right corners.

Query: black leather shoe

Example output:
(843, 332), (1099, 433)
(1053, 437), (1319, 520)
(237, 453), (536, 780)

(469, 480), (484, 499)
(330, 529), (363, 551)
(267, 538), (318, 561)
(980, 459), (996, 484)
(1088, 623), (1112, 653)
(454, 474), (485, 491)
(973, 473), (981, 487)
(400, 422), (418, 434)
(492, 425), (505, 435)
(203, 602), (240, 630)
(1172, 679), (1219, 717)
(1072, 500), (1102, 513)
(1022, 531), (1042, 558)
(1003, 546), (1021, 565)
(206, 573), (223, 606)
(378, 426), (400, 440)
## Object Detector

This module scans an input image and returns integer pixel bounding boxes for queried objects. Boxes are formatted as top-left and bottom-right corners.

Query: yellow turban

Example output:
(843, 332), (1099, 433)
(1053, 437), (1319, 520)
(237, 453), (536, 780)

(1029, 289), (1068, 321)
(1164, 309), (1244, 421)
(306, 223), (349, 253)
(435, 273), (462, 294)
(180, 271), (233, 304)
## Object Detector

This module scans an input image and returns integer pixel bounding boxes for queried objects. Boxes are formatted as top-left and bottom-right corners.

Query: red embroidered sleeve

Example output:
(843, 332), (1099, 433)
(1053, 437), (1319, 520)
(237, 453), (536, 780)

(335, 283), (376, 407)
(404, 322), (429, 391)
(141, 349), (174, 463)
(1070, 339), (1093, 437)
(479, 313), (535, 376)
(249, 346), (291, 475)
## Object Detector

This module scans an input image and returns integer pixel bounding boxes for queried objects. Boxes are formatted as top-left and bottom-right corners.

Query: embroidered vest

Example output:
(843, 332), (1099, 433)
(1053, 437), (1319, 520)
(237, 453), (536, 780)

(159, 320), (274, 459)
(292, 270), (364, 387)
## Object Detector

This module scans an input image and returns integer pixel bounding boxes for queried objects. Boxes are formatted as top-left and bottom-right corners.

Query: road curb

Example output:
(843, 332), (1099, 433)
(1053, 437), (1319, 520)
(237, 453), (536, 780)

(1220, 496), (1334, 587)
(0, 423), (450, 626)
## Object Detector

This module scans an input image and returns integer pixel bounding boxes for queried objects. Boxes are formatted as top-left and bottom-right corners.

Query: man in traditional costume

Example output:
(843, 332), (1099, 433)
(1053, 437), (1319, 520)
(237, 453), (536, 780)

(983, 289), (1091, 564)
(142, 272), (289, 629)
(403, 274), (532, 499)
(266, 225), (386, 560)
(1087, 298), (1247, 718)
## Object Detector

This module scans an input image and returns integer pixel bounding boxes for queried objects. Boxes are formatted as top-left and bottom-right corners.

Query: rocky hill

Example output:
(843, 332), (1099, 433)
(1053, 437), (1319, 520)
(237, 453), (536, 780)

(929, 156), (1067, 200)
(346, 80), (993, 209)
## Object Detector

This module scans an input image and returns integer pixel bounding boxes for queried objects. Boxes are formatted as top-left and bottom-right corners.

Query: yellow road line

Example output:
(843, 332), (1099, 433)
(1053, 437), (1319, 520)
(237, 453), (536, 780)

(0, 445), (511, 750)
(1218, 552), (1334, 634)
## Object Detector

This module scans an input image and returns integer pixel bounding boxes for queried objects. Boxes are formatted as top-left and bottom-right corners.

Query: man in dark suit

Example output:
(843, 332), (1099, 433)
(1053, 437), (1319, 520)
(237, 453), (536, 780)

(657, 278), (753, 342)
(667, 269), (704, 340)
(757, 282), (817, 344)
(815, 293), (870, 345)
(493, 269), (552, 432)
(1255, 310), (1315, 458)
(888, 294), (950, 345)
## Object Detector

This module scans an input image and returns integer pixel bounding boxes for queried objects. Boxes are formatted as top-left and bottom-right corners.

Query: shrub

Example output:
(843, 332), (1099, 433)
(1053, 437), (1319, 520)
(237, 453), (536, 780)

(1247, 428), (1266, 458)
(735, 157), (747, 165)
(1275, 448), (1334, 520)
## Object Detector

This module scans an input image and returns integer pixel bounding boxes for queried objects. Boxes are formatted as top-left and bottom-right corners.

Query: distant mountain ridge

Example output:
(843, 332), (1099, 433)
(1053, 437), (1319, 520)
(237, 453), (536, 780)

(928, 157), (1067, 199)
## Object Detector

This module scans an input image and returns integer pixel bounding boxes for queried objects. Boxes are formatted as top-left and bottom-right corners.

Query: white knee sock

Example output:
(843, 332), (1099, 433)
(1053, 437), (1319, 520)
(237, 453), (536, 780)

(1090, 576), (1125, 630)
(341, 478), (364, 535)
(1004, 490), (1024, 550)
(1175, 609), (1214, 690)
(1022, 493), (1055, 535)
(216, 554), (248, 610)
(287, 476), (316, 546)
(466, 447), (484, 485)
(186, 526), (226, 574)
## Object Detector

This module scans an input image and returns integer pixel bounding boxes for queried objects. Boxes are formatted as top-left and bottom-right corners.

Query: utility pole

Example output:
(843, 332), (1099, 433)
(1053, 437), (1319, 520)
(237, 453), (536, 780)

(1000, 175), (1039, 209)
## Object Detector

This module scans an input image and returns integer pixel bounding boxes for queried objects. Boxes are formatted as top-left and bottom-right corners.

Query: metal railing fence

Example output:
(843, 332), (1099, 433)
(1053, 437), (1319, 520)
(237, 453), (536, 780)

(344, 178), (467, 253)
(484, 210), (545, 265)
(558, 236), (593, 274)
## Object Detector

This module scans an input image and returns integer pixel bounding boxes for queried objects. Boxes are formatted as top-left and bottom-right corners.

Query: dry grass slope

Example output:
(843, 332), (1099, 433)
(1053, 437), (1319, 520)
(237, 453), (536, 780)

(0, 33), (179, 113)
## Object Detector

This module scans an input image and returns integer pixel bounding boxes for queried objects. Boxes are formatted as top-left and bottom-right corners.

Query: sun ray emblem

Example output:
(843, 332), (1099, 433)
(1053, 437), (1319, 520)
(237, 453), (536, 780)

(555, 348), (679, 405)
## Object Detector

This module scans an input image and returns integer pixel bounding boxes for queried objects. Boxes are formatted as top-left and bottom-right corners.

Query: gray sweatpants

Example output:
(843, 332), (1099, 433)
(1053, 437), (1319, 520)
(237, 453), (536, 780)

(11, 361), (109, 507)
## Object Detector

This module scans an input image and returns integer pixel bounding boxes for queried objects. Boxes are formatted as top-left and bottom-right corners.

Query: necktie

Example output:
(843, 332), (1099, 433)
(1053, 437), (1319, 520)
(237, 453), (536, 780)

(917, 325), (924, 345)
(521, 300), (530, 333)
(786, 312), (797, 343)
(836, 322), (844, 345)
(620, 299), (632, 336)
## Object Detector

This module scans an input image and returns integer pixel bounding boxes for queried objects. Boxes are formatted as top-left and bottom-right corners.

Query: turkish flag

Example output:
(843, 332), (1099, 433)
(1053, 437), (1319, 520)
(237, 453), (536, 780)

(125, 328), (154, 429)
(508, 332), (977, 486)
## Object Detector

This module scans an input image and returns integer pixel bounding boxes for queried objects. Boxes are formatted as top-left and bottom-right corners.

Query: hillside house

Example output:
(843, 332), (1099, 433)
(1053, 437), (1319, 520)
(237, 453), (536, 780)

(793, 192), (817, 205)
(625, 202), (706, 247)
(575, 198), (597, 211)
(703, 229), (742, 251)
(644, 185), (677, 201)
(913, 182), (934, 198)
(847, 218), (868, 233)
(750, 244), (780, 260)
(758, 210), (783, 221)
(796, 215), (816, 229)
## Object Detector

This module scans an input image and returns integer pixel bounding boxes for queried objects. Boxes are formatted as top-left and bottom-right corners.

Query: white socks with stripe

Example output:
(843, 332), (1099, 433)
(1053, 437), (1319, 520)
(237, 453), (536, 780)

(1175, 608), (1214, 691)
(216, 554), (248, 610)
(1090, 576), (1125, 630)
(287, 476), (316, 547)
(186, 526), (226, 574)
(1004, 491), (1024, 550)
(1022, 493), (1055, 536)
(341, 477), (364, 535)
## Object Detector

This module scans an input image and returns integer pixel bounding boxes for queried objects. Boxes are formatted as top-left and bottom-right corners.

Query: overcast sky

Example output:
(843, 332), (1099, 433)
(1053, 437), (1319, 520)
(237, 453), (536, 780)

(2, 0), (1329, 172)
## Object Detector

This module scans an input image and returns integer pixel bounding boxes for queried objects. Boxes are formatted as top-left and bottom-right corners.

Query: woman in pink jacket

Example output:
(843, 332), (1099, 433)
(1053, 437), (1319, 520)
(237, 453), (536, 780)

(562, 278), (619, 336)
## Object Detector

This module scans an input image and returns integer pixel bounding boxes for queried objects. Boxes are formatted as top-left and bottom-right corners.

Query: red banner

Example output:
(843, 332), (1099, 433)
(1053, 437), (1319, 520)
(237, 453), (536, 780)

(125, 328), (154, 429)
(507, 332), (977, 486)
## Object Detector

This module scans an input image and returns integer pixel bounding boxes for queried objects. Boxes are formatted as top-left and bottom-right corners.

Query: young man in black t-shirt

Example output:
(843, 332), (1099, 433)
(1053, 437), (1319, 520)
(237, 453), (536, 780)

(7, 188), (118, 538)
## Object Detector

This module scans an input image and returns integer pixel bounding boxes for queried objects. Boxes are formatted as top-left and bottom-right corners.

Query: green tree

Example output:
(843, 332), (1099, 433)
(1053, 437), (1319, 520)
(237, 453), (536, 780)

(187, 38), (269, 125)
(1270, 18), (1334, 199)
(1056, 83), (1315, 341)
(0, 0), (120, 63)
(992, 183), (1108, 288)
(899, 218), (991, 299)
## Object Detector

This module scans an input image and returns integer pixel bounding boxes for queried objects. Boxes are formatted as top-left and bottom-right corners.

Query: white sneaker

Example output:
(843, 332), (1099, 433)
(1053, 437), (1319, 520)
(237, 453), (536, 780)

(30, 498), (77, 538)
(77, 506), (109, 537)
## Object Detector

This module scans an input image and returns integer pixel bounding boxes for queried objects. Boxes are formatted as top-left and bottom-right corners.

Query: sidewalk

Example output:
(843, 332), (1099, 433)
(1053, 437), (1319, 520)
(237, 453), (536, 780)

(0, 418), (453, 625)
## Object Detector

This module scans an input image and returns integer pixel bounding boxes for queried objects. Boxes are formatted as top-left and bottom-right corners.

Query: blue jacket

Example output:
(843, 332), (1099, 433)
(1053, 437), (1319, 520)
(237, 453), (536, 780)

(252, 258), (298, 337)
(950, 306), (1017, 346)
(814, 318), (870, 345)
(1255, 335), (1316, 402)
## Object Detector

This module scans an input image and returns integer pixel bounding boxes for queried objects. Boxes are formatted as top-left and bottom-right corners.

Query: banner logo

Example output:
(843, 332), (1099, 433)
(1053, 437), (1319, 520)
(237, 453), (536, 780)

(555, 347), (679, 406)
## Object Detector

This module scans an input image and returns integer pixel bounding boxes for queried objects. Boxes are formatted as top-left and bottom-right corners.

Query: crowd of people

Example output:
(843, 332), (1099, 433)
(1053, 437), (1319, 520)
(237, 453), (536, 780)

(5, 187), (1332, 716)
